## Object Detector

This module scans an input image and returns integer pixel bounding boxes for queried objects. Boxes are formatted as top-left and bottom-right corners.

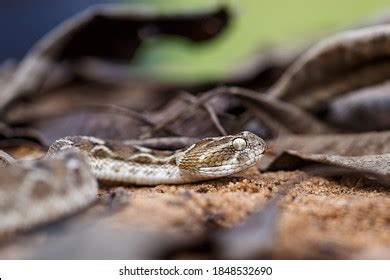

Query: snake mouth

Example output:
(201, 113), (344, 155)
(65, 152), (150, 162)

(242, 154), (263, 168)
(195, 153), (263, 178)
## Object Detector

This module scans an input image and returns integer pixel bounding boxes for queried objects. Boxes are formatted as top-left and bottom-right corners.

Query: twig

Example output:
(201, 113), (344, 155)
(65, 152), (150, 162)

(180, 92), (227, 136)
(84, 103), (180, 137)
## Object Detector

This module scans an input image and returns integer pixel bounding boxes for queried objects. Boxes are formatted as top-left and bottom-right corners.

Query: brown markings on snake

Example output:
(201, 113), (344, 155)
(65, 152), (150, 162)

(168, 156), (177, 165)
(72, 137), (95, 152)
(70, 166), (84, 187)
(178, 131), (265, 171)
(179, 136), (235, 170)
(90, 146), (113, 158)
(128, 154), (155, 164)
(92, 140), (176, 165)
(32, 161), (56, 174)
(31, 180), (52, 199)
(62, 136), (178, 165)
(104, 142), (138, 160)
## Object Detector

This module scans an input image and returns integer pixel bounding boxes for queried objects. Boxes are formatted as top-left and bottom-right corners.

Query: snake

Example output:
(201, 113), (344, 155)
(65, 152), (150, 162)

(0, 131), (266, 236)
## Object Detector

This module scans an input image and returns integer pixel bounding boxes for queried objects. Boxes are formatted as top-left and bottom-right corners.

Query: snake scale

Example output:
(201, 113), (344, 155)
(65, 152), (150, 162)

(0, 131), (266, 236)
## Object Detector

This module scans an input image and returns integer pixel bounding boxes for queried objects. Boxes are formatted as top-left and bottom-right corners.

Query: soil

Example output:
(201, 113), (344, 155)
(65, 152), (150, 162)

(100, 167), (390, 259)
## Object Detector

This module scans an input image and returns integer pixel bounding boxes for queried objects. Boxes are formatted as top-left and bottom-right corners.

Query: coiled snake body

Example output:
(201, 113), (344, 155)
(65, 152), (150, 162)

(0, 131), (266, 236)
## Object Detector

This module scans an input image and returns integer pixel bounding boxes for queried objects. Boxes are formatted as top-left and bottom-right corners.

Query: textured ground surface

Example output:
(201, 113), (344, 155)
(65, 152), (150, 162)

(99, 167), (390, 259)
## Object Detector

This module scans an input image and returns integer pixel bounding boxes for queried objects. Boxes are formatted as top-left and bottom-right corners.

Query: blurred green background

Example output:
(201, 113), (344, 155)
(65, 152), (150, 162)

(133, 0), (390, 81)
(1, 0), (389, 82)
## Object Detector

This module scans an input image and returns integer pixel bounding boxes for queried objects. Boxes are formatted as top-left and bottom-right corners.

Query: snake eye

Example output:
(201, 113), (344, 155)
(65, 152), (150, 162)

(232, 137), (247, 151)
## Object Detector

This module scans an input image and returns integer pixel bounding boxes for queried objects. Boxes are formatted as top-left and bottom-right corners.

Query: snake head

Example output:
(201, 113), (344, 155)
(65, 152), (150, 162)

(178, 131), (266, 178)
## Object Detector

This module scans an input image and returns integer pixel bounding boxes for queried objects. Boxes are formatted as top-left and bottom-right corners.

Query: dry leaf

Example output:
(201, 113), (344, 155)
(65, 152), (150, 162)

(0, 5), (230, 111)
(270, 24), (390, 112)
(272, 131), (390, 156)
(267, 150), (390, 184)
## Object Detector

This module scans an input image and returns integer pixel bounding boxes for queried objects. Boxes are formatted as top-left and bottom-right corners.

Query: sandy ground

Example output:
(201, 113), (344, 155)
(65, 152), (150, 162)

(98, 167), (390, 259)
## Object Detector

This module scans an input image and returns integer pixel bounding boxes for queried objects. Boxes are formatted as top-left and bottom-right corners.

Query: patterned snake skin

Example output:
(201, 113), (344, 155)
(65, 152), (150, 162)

(0, 131), (266, 235)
